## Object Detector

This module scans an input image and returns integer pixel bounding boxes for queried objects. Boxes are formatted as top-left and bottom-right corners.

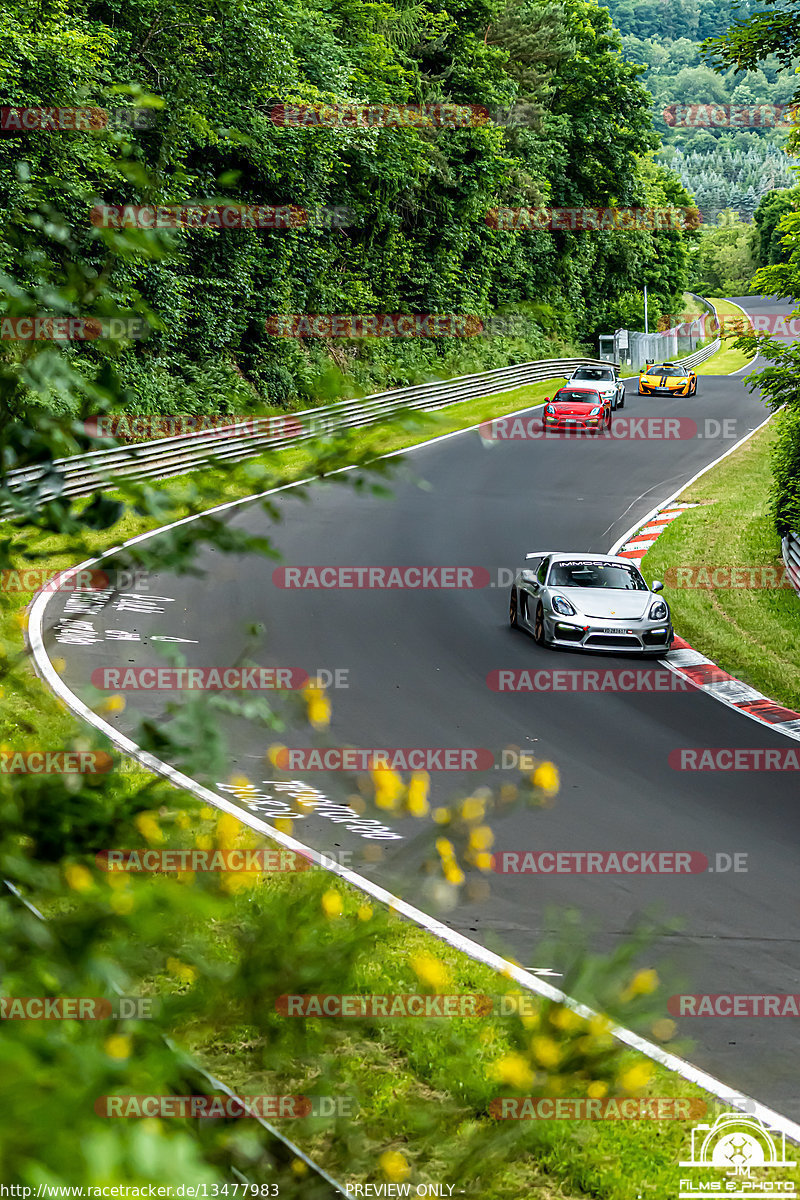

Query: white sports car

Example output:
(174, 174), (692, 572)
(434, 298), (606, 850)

(509, 552), (673, 654)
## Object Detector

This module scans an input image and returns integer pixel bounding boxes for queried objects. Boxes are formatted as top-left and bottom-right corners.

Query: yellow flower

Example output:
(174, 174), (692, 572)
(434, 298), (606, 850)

(475, 851), (494, 872)
(16, 611), (29, 631)
(109, 890), (134, 915)
(435, 838), (455, 860)
(195, 834), (213, 851)
(105, 1035), (131, 1060)
(290, 1160), (308, 1178)
(432, 807), (451, 825)
(410, 954), (451, 990)
(372, 767), (403, 811)
(167, 957), (197, 984)
(216, 812), (241, 848)
(221, 872), (257, 895)
(468, 825), (494, 852)
(406, 773), (429, 817)
(228, 774), (251, 790)
(379, 1151), (410, 1183)
(443, 863), (465, 886)
(274, 817), (293, 835)
(304, 679), (331, 728)
(321, 889), (343, 919)
(266, 744), (286, 767)
(652, 1018), (676, 1042)
(490, 1053), (534, 1089)
(532, 762), (559, 795)
(134, 813), (163, 845)
(200, 807), (215, 820)
(100, 694), (125, 713)
(530, 1035), (561, 1069)
(589, 1014), (613, 1037)
(175, 811), (191, 830)
(587, 1080), (608, 1099)
(625, 968), (659, 998)
(618, 1061), (654, 1093)
(64, 864), (93, 892)
(357, 904), (373, 921)
(549, 1005), (584, 1033)
(460, 796), (486, 822)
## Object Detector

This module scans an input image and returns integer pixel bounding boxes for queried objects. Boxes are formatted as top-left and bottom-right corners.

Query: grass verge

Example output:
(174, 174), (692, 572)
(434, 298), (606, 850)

(6, 366), (788, 1196)
(694, 298), (758, 376)
(643, 416), (800, 712)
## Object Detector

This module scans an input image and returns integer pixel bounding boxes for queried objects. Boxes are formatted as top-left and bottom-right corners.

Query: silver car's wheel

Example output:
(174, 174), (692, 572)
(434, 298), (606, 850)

(509, 588), (519, 628)
(533, 602), (548, 647)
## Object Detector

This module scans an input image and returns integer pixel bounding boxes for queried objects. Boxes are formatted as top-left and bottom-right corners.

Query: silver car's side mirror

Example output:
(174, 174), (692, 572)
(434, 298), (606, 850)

(651, 580), (664, 593)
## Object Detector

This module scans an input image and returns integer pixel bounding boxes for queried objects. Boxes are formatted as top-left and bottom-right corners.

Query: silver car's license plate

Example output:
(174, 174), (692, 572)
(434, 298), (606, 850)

(596, 626), (626, 633)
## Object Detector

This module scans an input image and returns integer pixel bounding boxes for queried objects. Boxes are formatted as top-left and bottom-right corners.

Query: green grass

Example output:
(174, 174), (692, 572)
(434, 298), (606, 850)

(8, 366), (794, 1196)
(694, 298), (758, 376)
(643, 417), (800, 711)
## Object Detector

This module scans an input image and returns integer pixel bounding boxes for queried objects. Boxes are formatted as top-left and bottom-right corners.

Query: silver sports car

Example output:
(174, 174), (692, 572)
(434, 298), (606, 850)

(509, 552), (673, 654)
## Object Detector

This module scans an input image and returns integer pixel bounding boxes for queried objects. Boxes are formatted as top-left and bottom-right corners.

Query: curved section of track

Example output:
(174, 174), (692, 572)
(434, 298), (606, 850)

(34, 297), (800, 1117)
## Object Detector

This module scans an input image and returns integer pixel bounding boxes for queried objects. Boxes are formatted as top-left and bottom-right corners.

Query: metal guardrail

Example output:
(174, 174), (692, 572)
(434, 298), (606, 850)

(782, 532), (800, 596)
(673, 337), (721, 369)
(3, 356), (617, 507)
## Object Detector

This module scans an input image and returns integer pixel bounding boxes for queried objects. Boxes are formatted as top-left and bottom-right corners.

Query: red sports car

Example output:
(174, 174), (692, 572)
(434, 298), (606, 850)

(542, 385), (613, 433)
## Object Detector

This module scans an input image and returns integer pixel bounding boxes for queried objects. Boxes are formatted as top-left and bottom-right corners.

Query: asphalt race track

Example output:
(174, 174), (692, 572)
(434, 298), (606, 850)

(39, 295), (800, 1117)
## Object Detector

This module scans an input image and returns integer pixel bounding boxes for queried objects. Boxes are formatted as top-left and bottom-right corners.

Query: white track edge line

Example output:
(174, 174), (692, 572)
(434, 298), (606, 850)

(26, 343), (800, 1143)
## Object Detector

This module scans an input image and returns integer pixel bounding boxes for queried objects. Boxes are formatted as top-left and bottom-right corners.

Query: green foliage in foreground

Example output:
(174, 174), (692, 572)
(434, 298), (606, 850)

(0, 0), (698, 414)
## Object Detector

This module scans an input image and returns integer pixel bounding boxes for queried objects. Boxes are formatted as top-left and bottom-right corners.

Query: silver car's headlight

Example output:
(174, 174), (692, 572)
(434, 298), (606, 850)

(649, 600), (668, 620)
(552, 595), (576, 616)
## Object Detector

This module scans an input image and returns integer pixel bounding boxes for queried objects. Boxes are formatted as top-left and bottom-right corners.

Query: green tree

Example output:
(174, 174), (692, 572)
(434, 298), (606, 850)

(753, 187), (797, 266)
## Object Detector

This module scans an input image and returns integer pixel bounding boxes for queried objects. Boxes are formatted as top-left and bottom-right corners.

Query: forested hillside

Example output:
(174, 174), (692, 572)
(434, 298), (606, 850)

(0, 0), (699, 417)
(605, 0), (796, 224)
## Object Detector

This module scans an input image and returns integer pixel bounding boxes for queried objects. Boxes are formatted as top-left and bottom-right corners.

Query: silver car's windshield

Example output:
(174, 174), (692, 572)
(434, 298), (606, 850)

(571, 368), (614, 382)
(548, 561), (648, 590)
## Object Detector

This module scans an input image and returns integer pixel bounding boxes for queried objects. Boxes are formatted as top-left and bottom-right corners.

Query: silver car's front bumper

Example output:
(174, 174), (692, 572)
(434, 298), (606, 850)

(543, 612), (673, 653)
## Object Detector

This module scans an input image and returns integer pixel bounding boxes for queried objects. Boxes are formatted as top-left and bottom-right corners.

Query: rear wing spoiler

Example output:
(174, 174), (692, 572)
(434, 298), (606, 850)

(525, 551), (550, 560)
